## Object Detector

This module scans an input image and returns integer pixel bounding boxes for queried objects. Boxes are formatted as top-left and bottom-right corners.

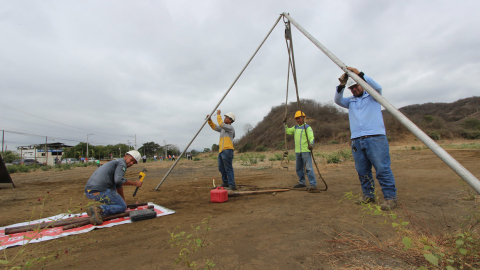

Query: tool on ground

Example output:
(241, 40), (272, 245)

(5, 204), (153, 234)
(127, 202), (148, 209)
(133, 168), (147, 197)
(283, 18), (328, 191)
(210, 187), (228, 203)
(213, 177), (216, 187)
(129, 208), (156, 222)
(227, 188), (290, 197)
(62, 205), (155, 230)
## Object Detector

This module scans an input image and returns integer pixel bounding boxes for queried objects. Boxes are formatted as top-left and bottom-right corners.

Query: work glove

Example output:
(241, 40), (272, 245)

(283, 117), (287, 124)
(308, 145), (313, 151)
(338, 73), (348, 86)
(346, 67), (360, 75)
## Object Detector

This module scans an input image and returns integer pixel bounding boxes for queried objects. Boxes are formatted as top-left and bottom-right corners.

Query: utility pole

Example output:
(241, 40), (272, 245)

(2, 130), (4, 156)
(87, 134), (94, 160)
(164, 140), (167, 158)
(45, 136), (48, 165)
(119, 147), (121, 158)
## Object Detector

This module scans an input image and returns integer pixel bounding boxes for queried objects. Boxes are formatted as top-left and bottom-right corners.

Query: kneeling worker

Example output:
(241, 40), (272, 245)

(285, 111), (317, 191)
(207, 110), (237, 190)
(84, 150), (143, 224)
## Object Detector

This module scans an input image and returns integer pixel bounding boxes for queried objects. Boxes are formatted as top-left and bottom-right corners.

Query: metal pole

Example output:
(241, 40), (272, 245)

(282, 13), (480, 194)
(45, 136), (48, 166)
(155, 14), (283, 191)
(87, 134), (93, 160)
(2, 130), (4, 156)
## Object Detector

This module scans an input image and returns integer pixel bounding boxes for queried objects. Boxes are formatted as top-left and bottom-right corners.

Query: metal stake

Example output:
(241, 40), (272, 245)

(282, 12), (480, 194)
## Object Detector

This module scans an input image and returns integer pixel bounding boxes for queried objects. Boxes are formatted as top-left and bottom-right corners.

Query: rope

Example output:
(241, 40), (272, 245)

(283, 18), (328, 191)
(281, 48), (291, 170)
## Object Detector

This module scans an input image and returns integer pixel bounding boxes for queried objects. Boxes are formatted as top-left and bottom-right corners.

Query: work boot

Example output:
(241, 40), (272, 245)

(86, 205), (103, 217)
(226, 186), (237, 191)
(87, 206), (104, 225)
(293, 184), (306, 188)
(380, 199), (397, 210)
(221, 183), (229, 188)
(354, 195), (376, 205)
(307, 186), (319, 193)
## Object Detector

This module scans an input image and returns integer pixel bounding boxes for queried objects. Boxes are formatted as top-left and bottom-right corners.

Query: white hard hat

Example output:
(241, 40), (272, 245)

(224, 112), (235, 122)
(126, 150), (141, 163)
(346, 78), (358, 89)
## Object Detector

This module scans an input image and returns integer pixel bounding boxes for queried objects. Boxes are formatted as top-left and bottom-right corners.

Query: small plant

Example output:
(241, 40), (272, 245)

(428, 131), (440, 140)
(327, 140), (338, 145)
(255, 145), (268, 152)
(193, 157), (201, 161)
(168, 216), (215, 270)
(268, 153), (283, 161)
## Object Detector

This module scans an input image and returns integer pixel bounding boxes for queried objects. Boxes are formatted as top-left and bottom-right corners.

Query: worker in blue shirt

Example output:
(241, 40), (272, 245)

(334, 67), (397, 210)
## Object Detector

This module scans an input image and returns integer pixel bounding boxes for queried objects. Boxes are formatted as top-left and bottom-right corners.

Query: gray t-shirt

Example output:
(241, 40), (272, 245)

(85, 159), (128, 192)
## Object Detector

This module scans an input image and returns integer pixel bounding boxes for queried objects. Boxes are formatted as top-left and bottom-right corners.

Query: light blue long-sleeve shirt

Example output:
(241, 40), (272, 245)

(334, 74), (386, 139)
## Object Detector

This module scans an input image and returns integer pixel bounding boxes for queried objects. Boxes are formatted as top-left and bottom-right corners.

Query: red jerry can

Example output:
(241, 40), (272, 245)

(210, 187), (228, 203)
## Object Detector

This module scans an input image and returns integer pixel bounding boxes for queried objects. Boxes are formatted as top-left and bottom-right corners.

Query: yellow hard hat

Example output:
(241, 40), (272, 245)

(294, 111), (306, 118)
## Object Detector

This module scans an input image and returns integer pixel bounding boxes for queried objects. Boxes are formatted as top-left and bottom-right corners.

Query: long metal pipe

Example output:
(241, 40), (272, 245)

(154, 14), (283, 190)
(282, 13), (480, 194)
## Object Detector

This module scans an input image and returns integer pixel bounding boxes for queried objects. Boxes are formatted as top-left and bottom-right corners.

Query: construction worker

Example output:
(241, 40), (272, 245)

(334, 67), (398, 210)
(285, 111), (317, 191)
(207, 110), (237, 190)
(84, 150), (143, 225)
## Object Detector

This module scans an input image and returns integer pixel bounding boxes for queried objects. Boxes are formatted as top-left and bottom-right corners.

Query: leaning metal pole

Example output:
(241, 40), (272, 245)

(282, 13), (480, 194)
(154, 15), (283, 191)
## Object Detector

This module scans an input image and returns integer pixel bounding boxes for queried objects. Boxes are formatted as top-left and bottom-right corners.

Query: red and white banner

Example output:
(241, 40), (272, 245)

(0, 203), (175, 250)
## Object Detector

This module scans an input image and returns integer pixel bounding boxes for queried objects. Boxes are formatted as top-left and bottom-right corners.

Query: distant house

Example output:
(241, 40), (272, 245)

(16, 143), (73, 166)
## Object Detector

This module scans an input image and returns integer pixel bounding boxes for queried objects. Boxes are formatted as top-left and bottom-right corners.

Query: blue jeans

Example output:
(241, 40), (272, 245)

(84, 188), (127, 216)
(218, 149), (235, 187)
(351, 135), (397, 200)
(295, 152), (317, 186)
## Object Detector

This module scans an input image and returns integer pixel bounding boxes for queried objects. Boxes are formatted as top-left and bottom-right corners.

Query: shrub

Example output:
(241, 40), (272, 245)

(461, 130), (480, 139)
(255, 145), (268, 152)
(462, 118), (480, 130)
(338, 149), (352, 160)
(275, 141), (285, 150)
(288, 154), (296, 161)
(238, 143), (254, 153)
(193, 157), (201, 161)
(326, 153), (341, 164)
(428, 131), (440, 140)
(327, 140), (338, 145)
(271, 153), (283, 161)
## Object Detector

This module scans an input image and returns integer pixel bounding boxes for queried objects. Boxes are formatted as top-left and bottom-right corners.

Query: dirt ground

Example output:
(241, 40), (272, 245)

(1, 138), (480, 269)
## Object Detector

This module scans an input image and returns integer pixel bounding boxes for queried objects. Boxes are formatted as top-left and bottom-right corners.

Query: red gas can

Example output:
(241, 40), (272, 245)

(210, 187), (228, 203)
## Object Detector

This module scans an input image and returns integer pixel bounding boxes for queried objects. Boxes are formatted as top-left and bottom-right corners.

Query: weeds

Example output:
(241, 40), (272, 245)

(0, 192), (83, 269)
(324, 192), (480, 269)
(238, 153), (266, 165)
(168, 216), (215, 270)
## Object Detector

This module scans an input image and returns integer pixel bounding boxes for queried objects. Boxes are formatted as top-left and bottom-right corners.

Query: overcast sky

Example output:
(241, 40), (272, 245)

(1, 0), (479, 153)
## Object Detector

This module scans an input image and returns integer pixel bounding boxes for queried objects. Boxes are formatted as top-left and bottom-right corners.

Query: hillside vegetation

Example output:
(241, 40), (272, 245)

(237, 96), (480, 152)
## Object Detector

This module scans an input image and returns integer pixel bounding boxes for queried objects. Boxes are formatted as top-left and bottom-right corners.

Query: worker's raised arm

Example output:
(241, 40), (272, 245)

(207, 115), (221, 132)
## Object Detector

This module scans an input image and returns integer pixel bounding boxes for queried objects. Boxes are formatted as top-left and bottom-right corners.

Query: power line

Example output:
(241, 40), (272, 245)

(0, 102), (133, 137)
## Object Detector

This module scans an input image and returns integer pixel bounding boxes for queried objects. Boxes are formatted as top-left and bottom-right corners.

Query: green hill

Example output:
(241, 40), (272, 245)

(236, 96), (480, 152)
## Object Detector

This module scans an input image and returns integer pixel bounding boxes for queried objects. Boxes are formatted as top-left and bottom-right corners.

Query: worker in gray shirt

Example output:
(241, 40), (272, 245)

(84, 150), (143, 225)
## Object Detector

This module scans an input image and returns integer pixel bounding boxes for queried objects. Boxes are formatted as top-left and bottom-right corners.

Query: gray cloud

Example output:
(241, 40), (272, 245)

(1, 0), (479, 151)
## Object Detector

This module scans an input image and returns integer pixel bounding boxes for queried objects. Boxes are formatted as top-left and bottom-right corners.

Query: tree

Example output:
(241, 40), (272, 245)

(138, 142), (162, 157)
(211, 144), (219, 152)
(2, 151), (20, 163)
(203, 148), (210, 153)
(243, 123), (253, 134)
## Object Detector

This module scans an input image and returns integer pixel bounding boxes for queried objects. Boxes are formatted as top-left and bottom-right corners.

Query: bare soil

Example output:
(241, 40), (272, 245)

(1, 139), (479, 269)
